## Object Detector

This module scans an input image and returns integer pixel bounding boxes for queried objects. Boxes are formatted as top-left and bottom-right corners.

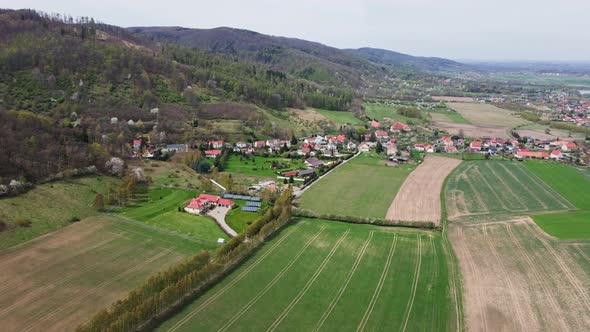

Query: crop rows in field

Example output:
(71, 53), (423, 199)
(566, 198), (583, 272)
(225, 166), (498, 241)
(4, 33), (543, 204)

(0, 216), (194, 332)
(450, 218), (590, 331)
(445, 161), (572, 222)
(157, 218), (460, 332)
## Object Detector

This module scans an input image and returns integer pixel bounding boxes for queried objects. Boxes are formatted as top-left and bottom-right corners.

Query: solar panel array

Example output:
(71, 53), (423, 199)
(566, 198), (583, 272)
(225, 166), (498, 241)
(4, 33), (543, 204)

(223, 194), (261, 202)
(245, 201), (262, 207)
(241, 207), (259, 212)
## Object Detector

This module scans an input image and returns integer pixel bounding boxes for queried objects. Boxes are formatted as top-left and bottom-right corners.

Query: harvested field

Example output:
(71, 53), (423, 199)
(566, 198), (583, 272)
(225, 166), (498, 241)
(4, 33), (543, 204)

(386, 156), (461, 225)
(431, 96), (475, 102)
(448, 102), (529, 128)
(291, 108), (330, 123)
(450, 218), (590, 332)
(430, 120), (510, 139)
(156, 218), (461, 332)
(445, 161), (573, 222)
(0, 216), (196, 332)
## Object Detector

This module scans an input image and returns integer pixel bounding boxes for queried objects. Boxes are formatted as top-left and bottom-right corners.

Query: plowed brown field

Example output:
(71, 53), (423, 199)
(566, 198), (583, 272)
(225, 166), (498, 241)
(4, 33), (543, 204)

(386, 156), (461, 225)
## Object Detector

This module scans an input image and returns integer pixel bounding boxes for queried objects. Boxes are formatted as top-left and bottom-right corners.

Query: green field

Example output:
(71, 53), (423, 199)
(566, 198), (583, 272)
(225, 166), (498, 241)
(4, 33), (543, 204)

(298, 153), (414, 219)
(314, 108), (364, 125)
(225, 155), (307, 178)
(445, 161), (573, 222)
(364, 102), (414, 123)
(156, 218), (461, 332)
(225, 200), (265, 234)
(121, 187), (228, 244)
(523, 161), (590, 238)
(0, 215), (196, 331)
(0, 176), (120, 250)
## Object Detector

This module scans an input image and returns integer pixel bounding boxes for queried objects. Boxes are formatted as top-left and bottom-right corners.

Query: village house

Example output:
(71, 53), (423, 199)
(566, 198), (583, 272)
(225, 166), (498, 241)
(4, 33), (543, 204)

(390, 121), (411, 132)
(375, 130), (389, 141)
(165, 144), (188, 153)
(209, 140), (225, 149)
(414, 143), (425, 152)
(235, 142), (249, 149)
(185, 194), (234, 214)
(469, 141), (482, 152)
(444, 145), (458, 153)
(254, 140), (266, 149)
(305, 157), (325, 168)
(205, 150), (222, 158)
(425, 145), (434, 153)
(515, 149), (549, 160)
(550, 149), (563, 160)
(132, 139), (142, 150)
(386, 145), (398, 156)
(439, 136), (454, 147)
(371, 120), (382, 128)
(358, 142), (374, 153)
(347, 142), (357, 151)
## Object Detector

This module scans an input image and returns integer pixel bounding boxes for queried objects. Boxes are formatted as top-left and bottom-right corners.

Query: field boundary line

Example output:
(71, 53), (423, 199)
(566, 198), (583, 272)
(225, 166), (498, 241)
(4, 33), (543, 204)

(356, 234), (398, 332)
(166, 226), (300, 332)
(506, 224), (569, 331)
(574, 245), (590, 265)
(216, 227), (326, 332)
(22, 249), (172, 332)
(266, 229), (350, 332)
(441, 231), (462, 332)
(0, 222), (104, 266)
(455, 227), (488, 332)
(483, 224), (527, 331)
(522, 222), (590, 312)
(399, 236), (423, 332)
(313, 231), (374, 332)
(0, 234), (120, 291)
(0, 239), (151, 317)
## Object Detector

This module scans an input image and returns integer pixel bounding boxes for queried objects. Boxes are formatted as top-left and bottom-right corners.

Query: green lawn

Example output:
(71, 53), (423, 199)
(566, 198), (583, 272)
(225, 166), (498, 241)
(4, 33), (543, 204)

(225, 155), (307, 178)
(314, 108), (364, 125)
(524, 161), (590, 238)
(523, 161), (590, 210)
(533, 211), (590, 239)
(155, 218), (460, 331)
(0, 176), (120, 250)
(299, 153), (414, 219)
(445, 161), (573, 222)
(121, 187), (228, 242)
(426, 109), (469, 124)
(225, 200), (265, 234)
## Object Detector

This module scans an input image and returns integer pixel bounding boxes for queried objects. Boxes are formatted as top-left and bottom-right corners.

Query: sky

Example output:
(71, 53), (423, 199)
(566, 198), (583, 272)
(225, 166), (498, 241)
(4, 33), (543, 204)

(2, 0), (590, 61)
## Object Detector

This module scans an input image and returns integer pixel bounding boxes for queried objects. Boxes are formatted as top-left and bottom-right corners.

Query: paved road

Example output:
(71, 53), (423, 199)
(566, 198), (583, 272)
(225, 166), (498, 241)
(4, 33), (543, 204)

(293, 151), (361, 198)
(207, 206), (238, 237)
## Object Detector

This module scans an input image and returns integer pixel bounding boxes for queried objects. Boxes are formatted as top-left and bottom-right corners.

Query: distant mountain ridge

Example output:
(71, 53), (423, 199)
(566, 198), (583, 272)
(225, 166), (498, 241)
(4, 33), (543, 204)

(128, 26), (468, 86)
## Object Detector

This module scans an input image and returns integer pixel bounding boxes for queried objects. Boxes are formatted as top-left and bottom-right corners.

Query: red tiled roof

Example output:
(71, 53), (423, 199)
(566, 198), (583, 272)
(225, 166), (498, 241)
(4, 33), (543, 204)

(205, 150), (222, 156)
(375, 130), (388, 137)
(371, 120), (381, 128)
(470, 141), (481, 147)
(217, 198), (234, 206)
(282, 170), (299, 177)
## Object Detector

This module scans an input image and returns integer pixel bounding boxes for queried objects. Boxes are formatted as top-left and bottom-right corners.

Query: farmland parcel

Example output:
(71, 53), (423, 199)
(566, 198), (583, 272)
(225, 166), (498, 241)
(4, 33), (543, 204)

(0, 216), (198, 332)
(157, 218), (462, 332)
(386, 156), (461, 225)
(298, 154), (413, 219)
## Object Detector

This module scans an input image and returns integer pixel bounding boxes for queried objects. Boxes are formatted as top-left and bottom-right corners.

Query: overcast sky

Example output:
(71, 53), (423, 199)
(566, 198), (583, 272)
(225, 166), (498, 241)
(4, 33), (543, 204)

(3, 0), (590, 61)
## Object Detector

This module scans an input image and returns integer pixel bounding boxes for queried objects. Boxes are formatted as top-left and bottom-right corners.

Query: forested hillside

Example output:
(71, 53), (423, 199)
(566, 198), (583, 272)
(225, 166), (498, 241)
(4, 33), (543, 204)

(0, 9), (353, 184)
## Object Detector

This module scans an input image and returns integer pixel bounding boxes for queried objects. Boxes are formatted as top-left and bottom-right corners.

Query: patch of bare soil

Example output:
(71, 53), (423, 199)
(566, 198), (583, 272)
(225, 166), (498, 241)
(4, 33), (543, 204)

(450, 218), (590, 332)
(386, 156), (461, 225)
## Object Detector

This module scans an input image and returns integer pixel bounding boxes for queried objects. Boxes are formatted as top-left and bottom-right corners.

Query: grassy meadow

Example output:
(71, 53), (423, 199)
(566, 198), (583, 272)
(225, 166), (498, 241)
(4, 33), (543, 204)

(445, 161), (573, 222)
(523, 161), (590, 238)
(225, 155), (307, 178)
(121, 187), (228, 243)
(0, 176), (120, 250)
(156, 218), (461, 332)
(313, 108), (364, 125)
(225, 199), (266, 234)
(364, 102), (415, 123)
(298, 153), (414, 219)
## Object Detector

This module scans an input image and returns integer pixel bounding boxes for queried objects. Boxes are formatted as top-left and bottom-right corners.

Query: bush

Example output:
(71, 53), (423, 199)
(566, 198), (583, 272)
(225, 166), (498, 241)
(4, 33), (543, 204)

(69, 216), (81, 223)
(0, 220), (8, 232)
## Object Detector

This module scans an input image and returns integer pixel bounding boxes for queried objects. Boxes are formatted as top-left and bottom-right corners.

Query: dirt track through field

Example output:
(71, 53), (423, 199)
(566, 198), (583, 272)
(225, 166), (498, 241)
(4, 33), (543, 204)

(386, 156), (461, 225)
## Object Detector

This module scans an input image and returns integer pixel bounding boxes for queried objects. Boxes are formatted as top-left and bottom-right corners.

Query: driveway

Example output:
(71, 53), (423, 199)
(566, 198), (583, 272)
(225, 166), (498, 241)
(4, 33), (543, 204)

(207, 206), (238, 237)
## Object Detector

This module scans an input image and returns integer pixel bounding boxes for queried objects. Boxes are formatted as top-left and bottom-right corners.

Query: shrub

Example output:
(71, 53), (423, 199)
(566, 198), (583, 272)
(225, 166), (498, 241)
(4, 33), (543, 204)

(0, 220), (8, 232)
(15, 218), (32, 228)
(69, 216), (81, 223)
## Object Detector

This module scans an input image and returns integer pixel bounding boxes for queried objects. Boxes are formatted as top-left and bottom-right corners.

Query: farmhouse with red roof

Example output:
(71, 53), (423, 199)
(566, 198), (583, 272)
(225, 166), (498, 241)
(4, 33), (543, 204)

(469, 141), (482, 152)
(390, 121), (410, 132)
(209, 140), (224, 149)
(371, 120), (381, 128)
(185, 194), (234, 214)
